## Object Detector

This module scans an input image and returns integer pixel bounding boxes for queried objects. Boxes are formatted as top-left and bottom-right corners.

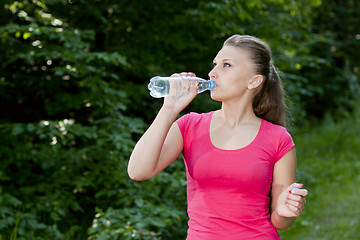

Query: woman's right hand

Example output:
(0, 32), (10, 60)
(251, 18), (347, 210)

(163, 72), (199, 113)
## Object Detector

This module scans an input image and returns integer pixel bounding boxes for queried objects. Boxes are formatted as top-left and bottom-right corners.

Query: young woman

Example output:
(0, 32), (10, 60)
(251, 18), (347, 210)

(128, 34), (308, 239)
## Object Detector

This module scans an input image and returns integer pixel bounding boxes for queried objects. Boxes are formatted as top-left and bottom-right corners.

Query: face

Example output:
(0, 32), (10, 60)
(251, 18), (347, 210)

(208, 46), (258, 102)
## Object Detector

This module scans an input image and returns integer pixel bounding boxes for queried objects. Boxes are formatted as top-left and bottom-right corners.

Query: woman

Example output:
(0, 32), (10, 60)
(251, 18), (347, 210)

(128, 34), (308, 239)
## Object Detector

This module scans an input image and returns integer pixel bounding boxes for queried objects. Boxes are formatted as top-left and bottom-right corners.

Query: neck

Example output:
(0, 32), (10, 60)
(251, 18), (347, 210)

(218, 100), (259, 127)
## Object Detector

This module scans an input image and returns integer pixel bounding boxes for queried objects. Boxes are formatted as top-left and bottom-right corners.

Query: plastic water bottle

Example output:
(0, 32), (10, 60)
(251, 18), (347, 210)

(148, 76), (216, 98)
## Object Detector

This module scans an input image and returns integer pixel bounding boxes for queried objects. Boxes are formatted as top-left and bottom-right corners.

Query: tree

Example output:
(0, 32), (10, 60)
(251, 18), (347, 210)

(1, 0), (359, 239)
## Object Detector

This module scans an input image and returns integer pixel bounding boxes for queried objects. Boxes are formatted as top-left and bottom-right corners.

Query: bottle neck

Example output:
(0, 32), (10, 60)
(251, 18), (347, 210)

(207, 80), (216, 90)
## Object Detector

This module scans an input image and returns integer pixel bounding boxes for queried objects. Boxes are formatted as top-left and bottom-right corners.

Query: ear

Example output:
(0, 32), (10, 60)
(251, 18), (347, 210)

(248, 75), (264, 89)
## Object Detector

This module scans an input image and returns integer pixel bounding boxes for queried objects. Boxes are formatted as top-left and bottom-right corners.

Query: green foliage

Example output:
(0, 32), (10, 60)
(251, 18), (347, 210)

(0, 114), (145, 239)
(279, 102), (360, 239)
(0, 0), (145, 239)
(88, 160), (188, 240)
(0, 0), (359, 239)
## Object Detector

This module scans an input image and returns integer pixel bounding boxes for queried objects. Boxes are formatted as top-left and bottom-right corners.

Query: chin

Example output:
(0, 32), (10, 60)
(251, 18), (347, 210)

(210, 91), (222, 102)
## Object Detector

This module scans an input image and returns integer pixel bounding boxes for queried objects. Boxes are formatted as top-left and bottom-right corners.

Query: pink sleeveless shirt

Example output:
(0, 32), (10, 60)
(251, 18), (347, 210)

(176, 112), (295, 240)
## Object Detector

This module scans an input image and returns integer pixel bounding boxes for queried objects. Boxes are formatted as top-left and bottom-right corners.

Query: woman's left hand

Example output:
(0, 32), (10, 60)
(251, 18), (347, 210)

(275, 183), (308, 218)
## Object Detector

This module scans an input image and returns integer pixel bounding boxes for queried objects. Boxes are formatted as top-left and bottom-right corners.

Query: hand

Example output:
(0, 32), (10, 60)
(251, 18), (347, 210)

(275, 183), (308, 218)
(163, 72), (199, 113)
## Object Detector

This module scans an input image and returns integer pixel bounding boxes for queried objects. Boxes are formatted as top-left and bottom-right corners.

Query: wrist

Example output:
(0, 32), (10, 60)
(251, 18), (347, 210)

(158, 104), (181, 121)
(271, 209), (296, 230)
(161, 102), (183, 116)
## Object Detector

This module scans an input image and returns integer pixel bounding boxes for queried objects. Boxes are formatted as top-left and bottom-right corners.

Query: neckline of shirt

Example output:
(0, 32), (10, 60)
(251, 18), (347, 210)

(207, 111), (264, 152)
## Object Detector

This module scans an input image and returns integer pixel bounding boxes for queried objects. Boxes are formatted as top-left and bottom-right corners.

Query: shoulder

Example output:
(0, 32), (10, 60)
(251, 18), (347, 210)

(177, 111), (213, 125)
(260, 119), (295, 161)
(176, 111), (212, 136)
(261, 119), (292, 138)
(260, 119), (294, 150)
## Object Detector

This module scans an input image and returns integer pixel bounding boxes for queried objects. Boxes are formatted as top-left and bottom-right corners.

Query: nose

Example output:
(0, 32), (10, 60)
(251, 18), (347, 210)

(208, 68), (217, 80)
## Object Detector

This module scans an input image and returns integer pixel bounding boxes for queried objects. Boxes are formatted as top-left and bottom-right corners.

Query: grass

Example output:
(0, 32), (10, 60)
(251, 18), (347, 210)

(279, 107), (360, 239)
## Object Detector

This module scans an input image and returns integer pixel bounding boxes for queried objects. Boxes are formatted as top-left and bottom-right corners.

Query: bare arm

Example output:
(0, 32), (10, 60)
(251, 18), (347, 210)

(127, 72), (199, 181)
(128, 106), (184, 181)
(270, 148), (308, 230)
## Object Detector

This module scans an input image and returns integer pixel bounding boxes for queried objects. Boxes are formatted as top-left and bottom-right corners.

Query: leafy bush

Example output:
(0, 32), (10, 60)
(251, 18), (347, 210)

(88, 161), (188, 240)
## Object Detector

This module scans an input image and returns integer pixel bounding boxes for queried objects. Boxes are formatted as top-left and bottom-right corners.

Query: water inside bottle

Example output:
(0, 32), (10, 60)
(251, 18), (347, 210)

(148, 76), (215, 98)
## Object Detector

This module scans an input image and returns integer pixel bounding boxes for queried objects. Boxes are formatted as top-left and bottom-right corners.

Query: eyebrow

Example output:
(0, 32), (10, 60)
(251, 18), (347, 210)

(213, 58), (234, 62)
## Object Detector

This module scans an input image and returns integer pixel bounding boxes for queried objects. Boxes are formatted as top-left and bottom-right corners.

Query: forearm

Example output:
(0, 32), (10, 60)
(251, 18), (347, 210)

(271, 209), (296, 230)
(127, 105), (179, 180)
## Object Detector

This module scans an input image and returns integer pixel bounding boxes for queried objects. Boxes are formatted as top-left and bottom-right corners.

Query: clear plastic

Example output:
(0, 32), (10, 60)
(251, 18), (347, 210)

(148, 76), (216, 98)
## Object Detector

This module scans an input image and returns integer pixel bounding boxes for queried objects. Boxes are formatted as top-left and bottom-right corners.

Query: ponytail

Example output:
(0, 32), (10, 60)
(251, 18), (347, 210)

(253, 62), (286, 126)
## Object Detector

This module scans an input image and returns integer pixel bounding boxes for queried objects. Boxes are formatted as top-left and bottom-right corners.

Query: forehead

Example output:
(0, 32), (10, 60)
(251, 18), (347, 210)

(214, 46), (252, 62)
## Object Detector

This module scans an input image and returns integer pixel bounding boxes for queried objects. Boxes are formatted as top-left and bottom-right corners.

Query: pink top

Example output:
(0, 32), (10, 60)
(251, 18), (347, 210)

(176, 111), (295, 240)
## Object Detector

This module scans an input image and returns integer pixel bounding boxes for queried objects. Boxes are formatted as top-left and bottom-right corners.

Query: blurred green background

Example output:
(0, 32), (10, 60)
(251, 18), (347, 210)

(0, 0), (359, 239)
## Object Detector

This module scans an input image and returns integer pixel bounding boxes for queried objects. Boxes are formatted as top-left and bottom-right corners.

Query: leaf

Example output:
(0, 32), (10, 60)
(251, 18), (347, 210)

(26, 123), (36, 132)
(12, 124), (24, 135)
(23, 32), (31, 39)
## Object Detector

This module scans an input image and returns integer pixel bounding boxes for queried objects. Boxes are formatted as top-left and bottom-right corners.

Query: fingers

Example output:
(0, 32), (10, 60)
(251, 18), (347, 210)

(287, 194), (306, 209)
(288, 193), (307, 203)
(286, 198), (305, 208)
(167, 72), (198, 98)
(286, 203), (304, 216)
(171, 72), (196, 77)
(285, 199), (305, 216)
(179, 72), (196, 77)
(287, 183), (302, 193)
(286, 183), (308, 216)
(289, 184), (308, 198)
(288, 183), (308, 196)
